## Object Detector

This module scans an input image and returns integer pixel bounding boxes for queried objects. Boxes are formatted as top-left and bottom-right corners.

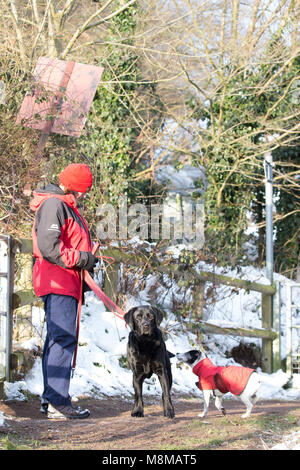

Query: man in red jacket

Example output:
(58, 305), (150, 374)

(30, 163), (98, 419)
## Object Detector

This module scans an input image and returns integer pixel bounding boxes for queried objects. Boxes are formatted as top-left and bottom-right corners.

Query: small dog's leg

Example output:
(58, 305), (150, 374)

(198, 389), (210, 418)
(240, 396), (253, 418)
(215, 394), (226, 416)
(251, 393), (258, 405)
(241, 373), (261, 416)
(239, 375), (261, 418)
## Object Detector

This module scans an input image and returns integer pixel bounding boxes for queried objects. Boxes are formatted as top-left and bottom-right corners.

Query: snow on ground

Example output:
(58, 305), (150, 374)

(2, 242), (300, 448)
(271, 430), (300, 450)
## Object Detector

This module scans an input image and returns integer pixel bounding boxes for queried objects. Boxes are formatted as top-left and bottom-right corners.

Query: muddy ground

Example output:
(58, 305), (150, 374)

(0, 395), (299, 451)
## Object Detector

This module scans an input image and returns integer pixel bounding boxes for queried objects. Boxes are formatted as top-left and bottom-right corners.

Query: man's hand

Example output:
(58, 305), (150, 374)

(85, 252), (99, 272)
(77, 251), (99, 272)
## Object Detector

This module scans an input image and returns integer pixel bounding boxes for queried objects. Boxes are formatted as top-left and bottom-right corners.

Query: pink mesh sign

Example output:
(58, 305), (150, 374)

(16, 57), (104, 137)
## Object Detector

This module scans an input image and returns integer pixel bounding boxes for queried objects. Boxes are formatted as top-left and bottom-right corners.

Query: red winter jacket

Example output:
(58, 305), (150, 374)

(30, 184), (93, 301)
(192, 358), (255, 396)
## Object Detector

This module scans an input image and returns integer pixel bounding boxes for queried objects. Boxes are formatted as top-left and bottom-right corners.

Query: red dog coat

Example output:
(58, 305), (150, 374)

(192, 358), (255, 396)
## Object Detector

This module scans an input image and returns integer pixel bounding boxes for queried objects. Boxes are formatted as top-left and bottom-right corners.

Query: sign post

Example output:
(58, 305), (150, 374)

(16, 57), (104, 193)
(264, 151), (274, 284)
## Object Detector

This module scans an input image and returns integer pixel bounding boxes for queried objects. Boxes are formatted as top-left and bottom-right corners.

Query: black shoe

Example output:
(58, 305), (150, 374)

(40, 398), (49, 414)
(47, 403), (90, 420)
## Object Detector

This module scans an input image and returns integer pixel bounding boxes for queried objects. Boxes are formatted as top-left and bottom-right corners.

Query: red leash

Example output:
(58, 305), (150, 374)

(71, 269), (84, 377)
(83, 270), (126, 320)
(71, 244), (126, 376)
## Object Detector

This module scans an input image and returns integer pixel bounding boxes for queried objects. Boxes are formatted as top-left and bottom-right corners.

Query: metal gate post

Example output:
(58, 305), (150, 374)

(261, 293), (273, 373)
(0, 234), (13, 383)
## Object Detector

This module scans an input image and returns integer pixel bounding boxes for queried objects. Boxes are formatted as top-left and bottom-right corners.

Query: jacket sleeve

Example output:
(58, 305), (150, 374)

(35, 197), (89, 269)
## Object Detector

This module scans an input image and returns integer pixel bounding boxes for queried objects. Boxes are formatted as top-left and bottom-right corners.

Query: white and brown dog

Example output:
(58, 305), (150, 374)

(176, 350), (265, 418)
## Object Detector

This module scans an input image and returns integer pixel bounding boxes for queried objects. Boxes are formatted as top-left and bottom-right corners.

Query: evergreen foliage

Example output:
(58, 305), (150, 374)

(188, 40), (300, 274)
(51, 1), (163, 236)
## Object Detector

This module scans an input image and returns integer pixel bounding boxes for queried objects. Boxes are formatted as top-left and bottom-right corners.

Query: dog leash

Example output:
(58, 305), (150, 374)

(86, 242), (126, 320)
(84, 270), (126, 320)
(71, 243), (126, 377)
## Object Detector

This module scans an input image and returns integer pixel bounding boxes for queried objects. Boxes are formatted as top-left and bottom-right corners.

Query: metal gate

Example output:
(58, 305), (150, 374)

(285, 282), (300, 378)
(0, 234), (12, 381)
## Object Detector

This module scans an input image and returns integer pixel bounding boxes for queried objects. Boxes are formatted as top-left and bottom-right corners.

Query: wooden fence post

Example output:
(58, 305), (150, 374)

(261, 293), (273, 373)
(272, 281), (282, 371)
(104, 264), (119, 304)
(14, 252), (34, 343)
(192, 281), (205, 321)
(192, 280), (206, 345)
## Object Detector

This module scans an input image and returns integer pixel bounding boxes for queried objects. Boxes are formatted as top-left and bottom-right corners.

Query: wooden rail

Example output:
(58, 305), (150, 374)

(12, 238), (278, 373)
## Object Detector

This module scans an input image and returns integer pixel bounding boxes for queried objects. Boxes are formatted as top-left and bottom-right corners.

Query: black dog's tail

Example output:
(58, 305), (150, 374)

(166, 351), (175, 387)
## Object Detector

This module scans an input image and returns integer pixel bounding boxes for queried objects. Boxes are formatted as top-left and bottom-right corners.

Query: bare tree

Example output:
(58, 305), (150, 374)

(127, 0), (299, 272)
(126, 1), (300, 201)
(0, 0), (299, 246)
(0, 0), (154, 235)
(1, 0), (139, 64)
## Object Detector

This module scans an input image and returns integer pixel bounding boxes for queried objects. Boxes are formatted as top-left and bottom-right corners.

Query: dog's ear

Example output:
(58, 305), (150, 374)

(124, 307), (137, 330)
(151, 306), (164, 325)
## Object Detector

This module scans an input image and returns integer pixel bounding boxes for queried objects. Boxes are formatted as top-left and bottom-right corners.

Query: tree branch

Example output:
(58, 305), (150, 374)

(3, 0), (27, 66)
(60, 0), (136, 59)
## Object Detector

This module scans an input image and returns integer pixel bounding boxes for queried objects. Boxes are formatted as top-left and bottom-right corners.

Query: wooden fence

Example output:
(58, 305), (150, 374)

(8, 237), (280, 378)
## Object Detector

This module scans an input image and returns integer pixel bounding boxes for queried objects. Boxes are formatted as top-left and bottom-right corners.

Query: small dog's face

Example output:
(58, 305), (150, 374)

(124, 306), (164, 336)
(176, 350), (203, 366)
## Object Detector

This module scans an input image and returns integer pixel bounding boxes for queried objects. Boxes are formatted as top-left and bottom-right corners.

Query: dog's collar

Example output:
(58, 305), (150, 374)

(190, 354), (208, 368)
(191, 359), (201, 368)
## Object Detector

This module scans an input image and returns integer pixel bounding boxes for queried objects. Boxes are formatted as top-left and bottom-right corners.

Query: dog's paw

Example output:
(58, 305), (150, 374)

(241, 412), (250, 419)
(221, 407), (226, 416)
(198, 412), (207, 418)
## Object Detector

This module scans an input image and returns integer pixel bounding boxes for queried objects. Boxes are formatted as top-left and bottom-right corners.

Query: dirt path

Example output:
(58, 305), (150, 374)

(0, 396), (299, 451)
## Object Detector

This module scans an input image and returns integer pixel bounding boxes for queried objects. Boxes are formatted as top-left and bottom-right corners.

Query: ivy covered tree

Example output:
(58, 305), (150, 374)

(124, 0), (299, 276)
(272, 142), (300, 279)
(186, 39), (300, 272)
(80, 0), (162, 207)
(0, 0), (163, 236)
(49, 1), (164, 237)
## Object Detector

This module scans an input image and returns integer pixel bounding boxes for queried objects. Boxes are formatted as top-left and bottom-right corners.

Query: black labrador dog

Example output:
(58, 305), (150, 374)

(124, 305), (175, 419)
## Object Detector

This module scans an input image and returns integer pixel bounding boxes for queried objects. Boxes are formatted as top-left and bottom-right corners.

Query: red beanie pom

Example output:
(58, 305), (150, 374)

(59, 163), (93, 193)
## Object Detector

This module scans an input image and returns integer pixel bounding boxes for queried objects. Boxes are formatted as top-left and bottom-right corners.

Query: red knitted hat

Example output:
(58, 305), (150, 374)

(59, 163), (93, 193)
